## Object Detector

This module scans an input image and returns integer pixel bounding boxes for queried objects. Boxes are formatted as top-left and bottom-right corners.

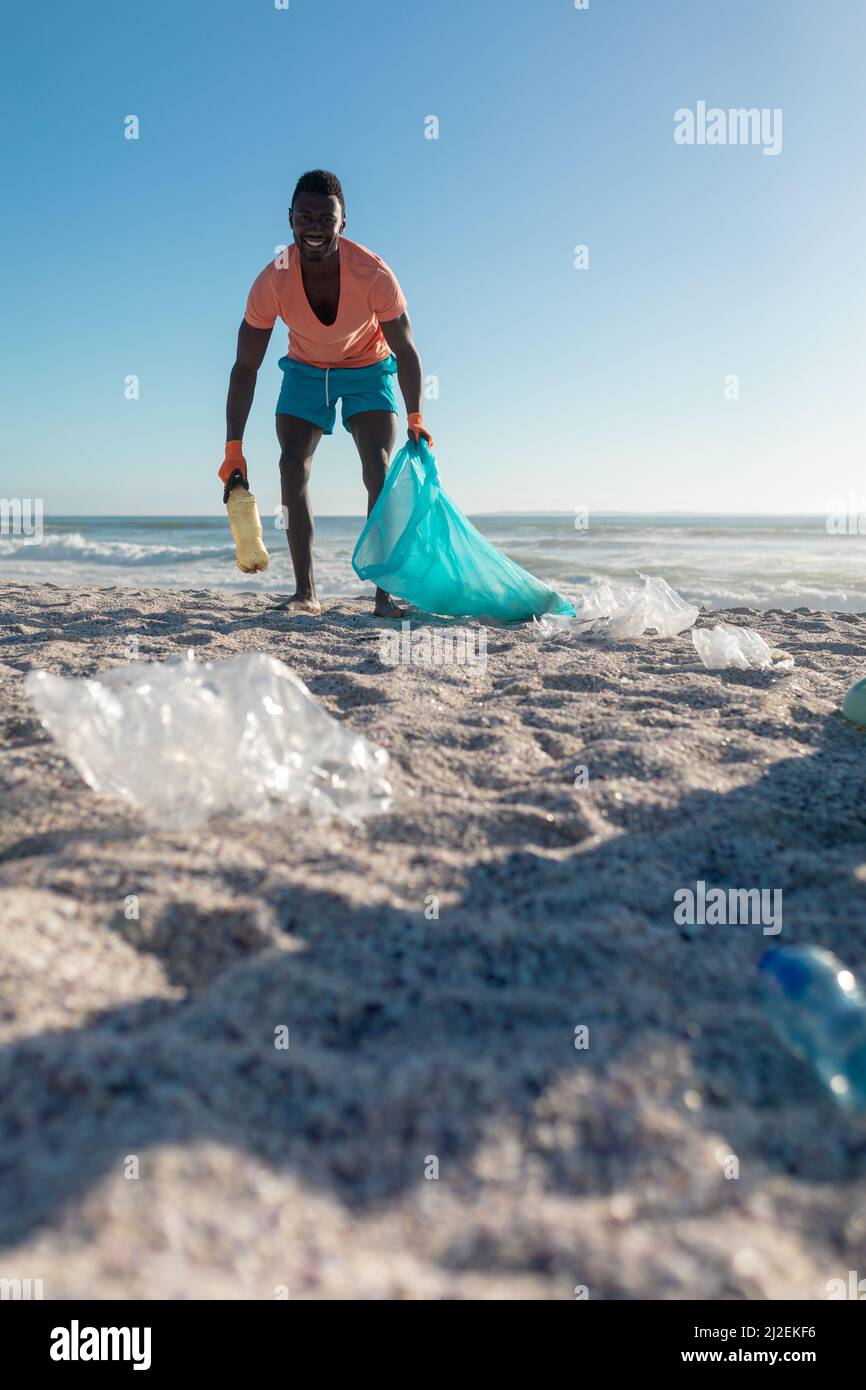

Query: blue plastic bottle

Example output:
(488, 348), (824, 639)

(759, 945), (866, 1111)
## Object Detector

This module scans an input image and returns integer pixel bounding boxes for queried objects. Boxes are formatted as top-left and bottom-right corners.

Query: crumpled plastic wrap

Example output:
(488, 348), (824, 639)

(601, 575), (699, 639)
(26, 651), (392, 829)
(532, 575), (699, 640)
(692, 623), (794, 671)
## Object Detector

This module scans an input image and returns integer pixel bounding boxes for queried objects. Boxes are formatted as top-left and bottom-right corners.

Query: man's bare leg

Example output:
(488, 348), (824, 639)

(348, 409), (410, 617)
(276, 413), (324, 613)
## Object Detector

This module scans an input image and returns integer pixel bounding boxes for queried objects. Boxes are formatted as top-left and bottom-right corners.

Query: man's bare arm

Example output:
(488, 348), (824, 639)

(380, 313), (423, 421)
(226, 320), (273, 441)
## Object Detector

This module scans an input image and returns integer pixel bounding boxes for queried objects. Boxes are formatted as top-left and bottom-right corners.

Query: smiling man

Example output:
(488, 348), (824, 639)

(220, 169), (432, 616)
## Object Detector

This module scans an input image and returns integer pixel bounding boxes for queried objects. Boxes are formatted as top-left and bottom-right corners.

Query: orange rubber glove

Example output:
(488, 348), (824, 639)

(407, 412), (433, 447)
(219, 440), (248, 503)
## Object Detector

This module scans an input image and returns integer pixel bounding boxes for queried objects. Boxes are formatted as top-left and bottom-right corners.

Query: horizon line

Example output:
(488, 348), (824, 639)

(38, 509), (843, 521)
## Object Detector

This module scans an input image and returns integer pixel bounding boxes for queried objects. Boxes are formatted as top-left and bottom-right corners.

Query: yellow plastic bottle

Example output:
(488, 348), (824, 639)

(226, 485), (270, 573)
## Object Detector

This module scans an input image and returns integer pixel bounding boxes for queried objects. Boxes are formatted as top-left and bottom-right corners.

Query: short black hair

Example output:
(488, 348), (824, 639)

(291, 170), (345, 217)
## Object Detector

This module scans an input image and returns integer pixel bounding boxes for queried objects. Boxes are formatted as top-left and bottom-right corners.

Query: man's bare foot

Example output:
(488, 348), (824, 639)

(374, 589), (411, 619)
(280, 591), (322, 615)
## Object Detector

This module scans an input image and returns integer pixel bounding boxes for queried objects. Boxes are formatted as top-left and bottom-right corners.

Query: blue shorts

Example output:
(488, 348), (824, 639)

(276, 353), (399, 435)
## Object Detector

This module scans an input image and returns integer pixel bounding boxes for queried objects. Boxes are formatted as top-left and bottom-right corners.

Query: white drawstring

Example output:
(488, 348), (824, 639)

(324, 368), (330, 408)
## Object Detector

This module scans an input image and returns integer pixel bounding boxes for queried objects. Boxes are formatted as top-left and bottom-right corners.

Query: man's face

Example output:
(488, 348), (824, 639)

(290, 192), (344, 262)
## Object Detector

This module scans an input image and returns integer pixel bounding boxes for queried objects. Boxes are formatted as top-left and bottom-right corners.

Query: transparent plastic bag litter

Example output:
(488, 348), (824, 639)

(26, 651), (392, 829)
(574, 579), (624, 624)
(532, 575), (698, 640)
(692, 623), (793, 671)
(602, 575), (699, 639)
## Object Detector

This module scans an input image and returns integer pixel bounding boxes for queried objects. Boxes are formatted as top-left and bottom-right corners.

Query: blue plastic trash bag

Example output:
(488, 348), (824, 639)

(352, 439), (575, 621)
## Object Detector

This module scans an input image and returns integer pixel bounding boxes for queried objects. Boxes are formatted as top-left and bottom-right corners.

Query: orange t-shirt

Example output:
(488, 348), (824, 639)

(244, 236), (407, 369)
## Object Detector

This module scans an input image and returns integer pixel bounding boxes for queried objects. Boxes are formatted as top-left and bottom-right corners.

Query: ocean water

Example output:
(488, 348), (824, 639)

(3, 513), (866, 612)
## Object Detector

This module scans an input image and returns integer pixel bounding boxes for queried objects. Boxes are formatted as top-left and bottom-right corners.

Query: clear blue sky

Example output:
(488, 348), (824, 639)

(3, 0), (864, 516)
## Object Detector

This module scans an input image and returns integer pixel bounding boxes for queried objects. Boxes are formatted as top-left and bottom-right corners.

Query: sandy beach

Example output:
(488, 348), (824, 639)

(2, 579), (866, 1300)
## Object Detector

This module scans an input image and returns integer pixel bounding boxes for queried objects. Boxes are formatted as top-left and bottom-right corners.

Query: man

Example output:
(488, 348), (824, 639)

(220, 169), (432, 616)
